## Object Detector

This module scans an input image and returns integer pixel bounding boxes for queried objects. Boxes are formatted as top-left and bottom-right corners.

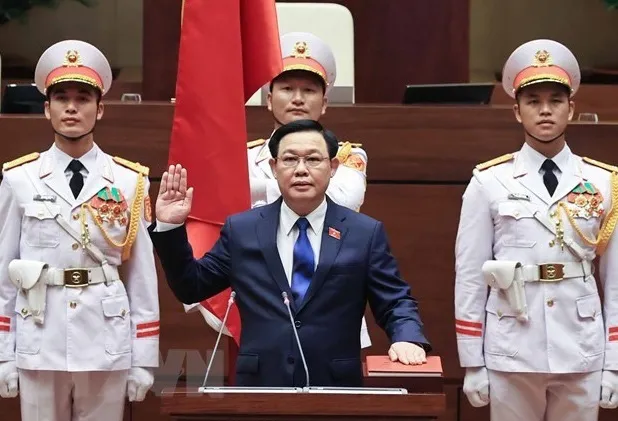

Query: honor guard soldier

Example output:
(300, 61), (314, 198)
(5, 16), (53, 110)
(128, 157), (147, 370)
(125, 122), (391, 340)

(0, 40), (159, 421)
(455, 39), (618, 421)
(191, 32), (372, 349)
(247, 31), (368, 212)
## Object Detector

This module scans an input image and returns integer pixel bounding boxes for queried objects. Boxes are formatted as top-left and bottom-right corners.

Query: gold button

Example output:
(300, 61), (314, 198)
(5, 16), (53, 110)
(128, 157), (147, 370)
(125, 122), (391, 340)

(69, 301), (77, 309)
(120, 309), (127, 317)
(497, 310), (503, 318)
(21, 308), (28, 316)
(72, 243), (79, 250)
(547, 299), (554, 307)
(72, 213), (79, 220)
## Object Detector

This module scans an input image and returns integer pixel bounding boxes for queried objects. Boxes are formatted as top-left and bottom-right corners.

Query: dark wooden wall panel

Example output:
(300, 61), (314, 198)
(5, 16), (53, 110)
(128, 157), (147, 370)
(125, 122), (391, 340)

(4, 104), (618, 183)
(0, 395), (20, 420)
(276, 0), (470, 103)
(142, 0), (469, 102)
(142, 0), (181, 101)
(360, 185), (465, 379)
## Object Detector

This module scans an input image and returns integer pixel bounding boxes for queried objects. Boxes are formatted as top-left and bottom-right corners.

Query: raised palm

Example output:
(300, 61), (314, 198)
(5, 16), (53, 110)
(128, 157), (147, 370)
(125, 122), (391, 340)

(156, 164), (194, 224)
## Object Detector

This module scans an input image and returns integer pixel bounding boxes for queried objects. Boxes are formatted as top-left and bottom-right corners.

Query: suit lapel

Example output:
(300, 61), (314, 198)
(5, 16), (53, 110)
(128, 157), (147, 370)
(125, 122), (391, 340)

(256, 199), (295, 309)
(297, 199), (347, 314)
(39, 151), (75, 206)
(77, 152), (114, 207)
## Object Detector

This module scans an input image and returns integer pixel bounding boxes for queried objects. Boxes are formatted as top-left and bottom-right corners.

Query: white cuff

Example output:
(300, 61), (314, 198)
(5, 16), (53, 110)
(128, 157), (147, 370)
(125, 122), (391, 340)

(155, 220), (184, 232)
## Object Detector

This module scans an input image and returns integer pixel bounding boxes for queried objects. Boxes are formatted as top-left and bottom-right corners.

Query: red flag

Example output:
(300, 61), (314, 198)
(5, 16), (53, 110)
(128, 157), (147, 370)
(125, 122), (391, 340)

(169, 0), (282, 345)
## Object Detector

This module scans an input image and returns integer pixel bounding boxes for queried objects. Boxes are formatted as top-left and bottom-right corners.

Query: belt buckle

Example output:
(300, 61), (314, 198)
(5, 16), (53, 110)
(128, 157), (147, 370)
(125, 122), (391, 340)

(540, 264), (564, 282)
(64, 269), (89, 288)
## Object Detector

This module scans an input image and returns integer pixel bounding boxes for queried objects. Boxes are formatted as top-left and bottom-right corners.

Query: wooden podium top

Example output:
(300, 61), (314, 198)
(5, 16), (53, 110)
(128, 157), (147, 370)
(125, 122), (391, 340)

(160, 387), (446, 420)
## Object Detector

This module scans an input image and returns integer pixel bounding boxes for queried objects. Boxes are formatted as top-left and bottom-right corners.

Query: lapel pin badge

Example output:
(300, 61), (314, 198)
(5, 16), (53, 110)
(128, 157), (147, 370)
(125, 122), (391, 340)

(328, 227), (341, 240)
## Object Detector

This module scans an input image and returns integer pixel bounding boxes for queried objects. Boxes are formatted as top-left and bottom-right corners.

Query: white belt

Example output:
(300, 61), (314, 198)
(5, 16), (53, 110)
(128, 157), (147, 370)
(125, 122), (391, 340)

(43, 266), (120, 287)
(520, 261), (592, 283)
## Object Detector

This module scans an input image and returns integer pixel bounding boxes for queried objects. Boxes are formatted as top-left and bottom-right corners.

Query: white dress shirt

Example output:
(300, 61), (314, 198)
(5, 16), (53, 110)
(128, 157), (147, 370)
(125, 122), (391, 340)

(53, 142), (96, 183)
(521, 142), (569, 184)
(277, 198), (326, 284)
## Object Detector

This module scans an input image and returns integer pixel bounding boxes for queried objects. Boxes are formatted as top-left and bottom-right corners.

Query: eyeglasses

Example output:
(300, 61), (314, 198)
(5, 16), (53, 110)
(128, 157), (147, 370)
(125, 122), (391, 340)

(277, 155), (329, 168)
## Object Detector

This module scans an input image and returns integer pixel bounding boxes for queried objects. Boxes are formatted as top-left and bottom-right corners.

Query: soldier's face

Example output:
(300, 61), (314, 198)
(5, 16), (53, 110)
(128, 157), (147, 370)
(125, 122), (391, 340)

(268, 72), (327, 125)
(44, 83), (104, 140)
(269, 130), (338, 212)
(513, 83), (574, 142)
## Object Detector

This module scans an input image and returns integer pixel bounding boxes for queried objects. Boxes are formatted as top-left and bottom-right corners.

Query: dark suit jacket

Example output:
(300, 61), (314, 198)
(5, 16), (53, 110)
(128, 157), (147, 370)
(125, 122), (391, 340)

(150, 196), (430, 387)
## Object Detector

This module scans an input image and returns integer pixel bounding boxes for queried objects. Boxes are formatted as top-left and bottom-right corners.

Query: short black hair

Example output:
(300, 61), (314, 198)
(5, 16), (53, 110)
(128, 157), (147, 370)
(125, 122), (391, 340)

(269, 69), (326, 94)
(269, 119), (338, 159)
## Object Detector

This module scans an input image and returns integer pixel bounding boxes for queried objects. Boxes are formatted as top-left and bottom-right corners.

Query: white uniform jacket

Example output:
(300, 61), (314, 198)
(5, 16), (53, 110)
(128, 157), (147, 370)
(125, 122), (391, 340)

(455, 143), (618, 374)
(0, 144), (159, 372)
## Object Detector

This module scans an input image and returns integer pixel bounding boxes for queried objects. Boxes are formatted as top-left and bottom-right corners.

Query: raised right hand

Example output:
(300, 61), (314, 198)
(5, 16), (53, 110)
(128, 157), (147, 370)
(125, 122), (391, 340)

(156, 164), (194, 224)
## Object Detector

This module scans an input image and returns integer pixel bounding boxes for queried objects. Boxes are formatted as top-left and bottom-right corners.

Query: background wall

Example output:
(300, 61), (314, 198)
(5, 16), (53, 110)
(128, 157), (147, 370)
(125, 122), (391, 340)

(470, 0), (618, 81)
(3, 0), (618, 87)
(140, 0), (470, 102)
(0, 0), (142, 81)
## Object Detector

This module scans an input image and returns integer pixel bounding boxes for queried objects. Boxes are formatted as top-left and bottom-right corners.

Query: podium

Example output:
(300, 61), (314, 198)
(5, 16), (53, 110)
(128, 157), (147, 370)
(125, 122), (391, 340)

(161, 387), (446, 420)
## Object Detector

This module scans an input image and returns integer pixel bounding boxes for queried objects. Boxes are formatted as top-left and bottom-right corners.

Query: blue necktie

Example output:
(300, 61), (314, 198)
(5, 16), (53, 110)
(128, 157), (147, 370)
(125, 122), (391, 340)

(291, 217), (314, 306)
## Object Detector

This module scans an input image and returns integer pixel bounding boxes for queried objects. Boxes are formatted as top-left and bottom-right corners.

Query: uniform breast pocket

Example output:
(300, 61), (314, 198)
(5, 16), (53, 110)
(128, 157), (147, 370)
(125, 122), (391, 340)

(22, 203), (61, 248)
(497, 201), (537, 248)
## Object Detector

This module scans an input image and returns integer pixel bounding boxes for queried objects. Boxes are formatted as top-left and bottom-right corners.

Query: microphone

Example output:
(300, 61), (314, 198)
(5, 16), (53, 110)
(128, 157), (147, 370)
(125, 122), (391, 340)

(281, 291), (310, 388)
(200, 290), (236, 389)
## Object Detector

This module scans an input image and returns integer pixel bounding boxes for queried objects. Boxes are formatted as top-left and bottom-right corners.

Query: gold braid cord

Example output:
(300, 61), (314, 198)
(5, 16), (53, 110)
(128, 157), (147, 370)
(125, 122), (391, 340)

(336, 142), (352, 163)
(557, 171), (618, 256)
(80, 171), (146, 261)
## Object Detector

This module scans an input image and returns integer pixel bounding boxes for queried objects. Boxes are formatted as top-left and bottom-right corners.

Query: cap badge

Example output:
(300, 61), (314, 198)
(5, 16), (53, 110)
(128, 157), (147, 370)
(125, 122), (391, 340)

(63, 50), (82, 67)
(533, 50), (552, 67)
(292, 41), (310, 59)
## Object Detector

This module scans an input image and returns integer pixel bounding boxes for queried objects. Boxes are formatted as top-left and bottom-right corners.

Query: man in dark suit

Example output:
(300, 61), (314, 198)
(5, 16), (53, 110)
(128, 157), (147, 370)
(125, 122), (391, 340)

(150, 119), (430, 387)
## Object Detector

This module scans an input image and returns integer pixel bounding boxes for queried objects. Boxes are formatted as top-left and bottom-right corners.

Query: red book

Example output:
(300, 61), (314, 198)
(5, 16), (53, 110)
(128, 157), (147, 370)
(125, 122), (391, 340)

(365, 356), (443, 377)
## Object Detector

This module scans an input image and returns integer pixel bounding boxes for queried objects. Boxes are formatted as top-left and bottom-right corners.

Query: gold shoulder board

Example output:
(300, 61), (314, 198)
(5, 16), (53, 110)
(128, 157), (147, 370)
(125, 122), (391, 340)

(338, 141), (363, 148)
(113, 156), (150, 176)
(475, 153), (514, 171)
(247, 138), (266, 149)
(583, 157), (618, 173)
(3, 152), (40, 171)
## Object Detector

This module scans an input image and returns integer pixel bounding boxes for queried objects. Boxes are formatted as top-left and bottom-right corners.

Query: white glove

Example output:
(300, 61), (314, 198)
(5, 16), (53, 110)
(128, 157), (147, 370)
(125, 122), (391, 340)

(463, 366), (490, 407)
(0, 361), (18, 398)
(600, 370), (618, 409)
(126, 367), (154, 402)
